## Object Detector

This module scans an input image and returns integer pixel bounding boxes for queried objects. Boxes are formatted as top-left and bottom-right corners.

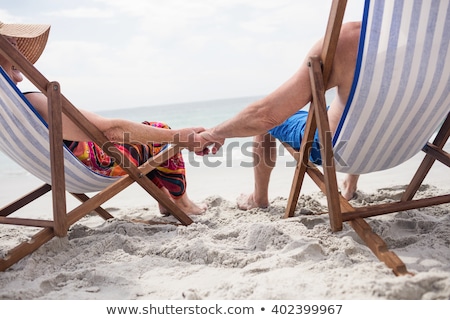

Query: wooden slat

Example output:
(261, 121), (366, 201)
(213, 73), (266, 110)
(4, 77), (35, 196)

(423, 143), (450, 167)
(342, 194), (450, 221)
(0, 184), (51, 217)
(402, 112), (450, 201)
(284, 111), (317, 218)
(321, 0), (348, 85)
(70, 193), (114, 220)
(305, 164), (412, 275)
(66, 145), (185, 226)
(0, 217), (54, 228)
(67, 176), (134, 226)
(0, 228), (54, 272)
(349, 218), (409, 276)
(284, 0), (347, 220)
(309, 57), (342, 232)
(47, 81), (67, 237)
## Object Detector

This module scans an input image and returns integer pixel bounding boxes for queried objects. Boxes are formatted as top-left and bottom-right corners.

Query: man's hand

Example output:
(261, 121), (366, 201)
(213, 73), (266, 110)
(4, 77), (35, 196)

(173, 127), (225, 155)
(193, 130), (224, 156)
(173, 127), (205, 151)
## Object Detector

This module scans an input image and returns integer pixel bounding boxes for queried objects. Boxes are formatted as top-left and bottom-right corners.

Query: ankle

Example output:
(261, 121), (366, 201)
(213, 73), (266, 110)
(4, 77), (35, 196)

(253, 192), (269, 208)
(341, 176), (358, 200)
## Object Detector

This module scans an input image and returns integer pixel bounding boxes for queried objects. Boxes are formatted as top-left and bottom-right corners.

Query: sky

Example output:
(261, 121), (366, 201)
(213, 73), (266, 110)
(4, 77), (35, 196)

(1, 0), (364, 112)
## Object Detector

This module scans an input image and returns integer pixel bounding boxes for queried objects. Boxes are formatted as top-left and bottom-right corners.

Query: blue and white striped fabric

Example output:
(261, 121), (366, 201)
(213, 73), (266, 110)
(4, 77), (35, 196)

(333, 0), (450, 174)
(0, 67), (120, 193)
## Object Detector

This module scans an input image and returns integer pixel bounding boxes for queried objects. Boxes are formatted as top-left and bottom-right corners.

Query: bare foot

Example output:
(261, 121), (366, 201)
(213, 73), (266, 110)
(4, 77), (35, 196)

(340, 189), (356, 201)
(237, 193), (269, 210)
(174, 196), (207, 215)
(340, 174), (359, 200)
(159, 196), (206, 216)
(159, 203), (170, 216)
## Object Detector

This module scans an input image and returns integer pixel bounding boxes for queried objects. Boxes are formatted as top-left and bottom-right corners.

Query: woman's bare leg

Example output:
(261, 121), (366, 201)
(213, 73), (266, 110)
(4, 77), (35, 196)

(159, 188), (206, 215)
(340, 174), (359, 200)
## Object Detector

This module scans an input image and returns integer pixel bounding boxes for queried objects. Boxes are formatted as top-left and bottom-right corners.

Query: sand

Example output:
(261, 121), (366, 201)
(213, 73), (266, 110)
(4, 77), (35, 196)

(0, 150), (449, 300)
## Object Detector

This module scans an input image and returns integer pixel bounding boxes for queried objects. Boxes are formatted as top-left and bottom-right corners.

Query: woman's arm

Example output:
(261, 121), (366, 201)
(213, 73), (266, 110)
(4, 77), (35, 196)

(24, 92), (203, 148)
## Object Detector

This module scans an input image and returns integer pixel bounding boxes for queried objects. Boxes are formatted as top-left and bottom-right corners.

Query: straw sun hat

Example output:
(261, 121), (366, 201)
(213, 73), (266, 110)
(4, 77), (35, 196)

(0, 21), (50, 64)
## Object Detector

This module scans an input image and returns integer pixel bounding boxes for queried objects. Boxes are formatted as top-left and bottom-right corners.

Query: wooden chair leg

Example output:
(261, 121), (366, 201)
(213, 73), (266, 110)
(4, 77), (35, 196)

(70, 193), (114, 220)
(47, 81), (67, 237)
(402, 112), (450, 201)
(309, 57), (342, 231)
(0, 228), (54, 272)
(305, 164), (411, 275)
(0, 184), (51, 217)
(349, 218), (410, 276)
(284, 104), (319, 218)
(284, 151), (310, 218)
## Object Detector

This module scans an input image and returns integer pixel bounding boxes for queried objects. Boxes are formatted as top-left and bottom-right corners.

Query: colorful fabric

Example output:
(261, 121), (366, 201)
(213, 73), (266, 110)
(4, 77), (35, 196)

(65, 121), (186, 198)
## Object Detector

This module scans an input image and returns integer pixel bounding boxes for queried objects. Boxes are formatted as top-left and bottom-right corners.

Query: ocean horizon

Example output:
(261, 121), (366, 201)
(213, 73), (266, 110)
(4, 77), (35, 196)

(96, 95), (264, 129)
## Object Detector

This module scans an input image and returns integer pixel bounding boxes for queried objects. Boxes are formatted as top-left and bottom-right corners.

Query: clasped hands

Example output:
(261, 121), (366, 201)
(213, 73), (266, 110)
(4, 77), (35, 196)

(176, 127), (224, 155)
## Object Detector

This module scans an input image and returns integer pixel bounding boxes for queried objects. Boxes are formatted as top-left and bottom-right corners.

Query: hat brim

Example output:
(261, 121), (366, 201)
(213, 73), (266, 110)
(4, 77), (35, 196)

(0, 22), (50, 64)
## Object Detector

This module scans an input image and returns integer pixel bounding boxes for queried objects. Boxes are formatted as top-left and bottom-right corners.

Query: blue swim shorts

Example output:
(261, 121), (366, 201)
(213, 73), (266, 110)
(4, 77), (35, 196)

(268, 109), (322, 165)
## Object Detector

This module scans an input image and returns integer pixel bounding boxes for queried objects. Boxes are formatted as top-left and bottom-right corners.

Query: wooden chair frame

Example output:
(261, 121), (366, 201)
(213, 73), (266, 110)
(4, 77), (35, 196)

(283, 0), (450, 276)
(0, 35), (193, 271)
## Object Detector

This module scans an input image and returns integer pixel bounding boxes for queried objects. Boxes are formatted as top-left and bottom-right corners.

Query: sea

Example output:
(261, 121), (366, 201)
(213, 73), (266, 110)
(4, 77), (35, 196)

(98, 95), (262, 131)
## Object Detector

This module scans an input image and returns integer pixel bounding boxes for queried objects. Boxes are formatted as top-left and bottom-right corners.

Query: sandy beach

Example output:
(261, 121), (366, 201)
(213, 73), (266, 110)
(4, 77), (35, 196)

(0, 149), (449, 300)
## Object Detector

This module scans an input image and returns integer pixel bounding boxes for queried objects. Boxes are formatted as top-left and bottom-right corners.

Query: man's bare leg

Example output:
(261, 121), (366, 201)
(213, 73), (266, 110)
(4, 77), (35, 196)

(340, 174), (359, 200)
(237, 133), (276, 210)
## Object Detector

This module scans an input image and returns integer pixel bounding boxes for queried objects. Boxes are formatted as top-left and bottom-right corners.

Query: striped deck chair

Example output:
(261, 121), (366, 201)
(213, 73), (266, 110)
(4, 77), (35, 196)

(284, 0), (450, 275)
(0, 35), (193, 271)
